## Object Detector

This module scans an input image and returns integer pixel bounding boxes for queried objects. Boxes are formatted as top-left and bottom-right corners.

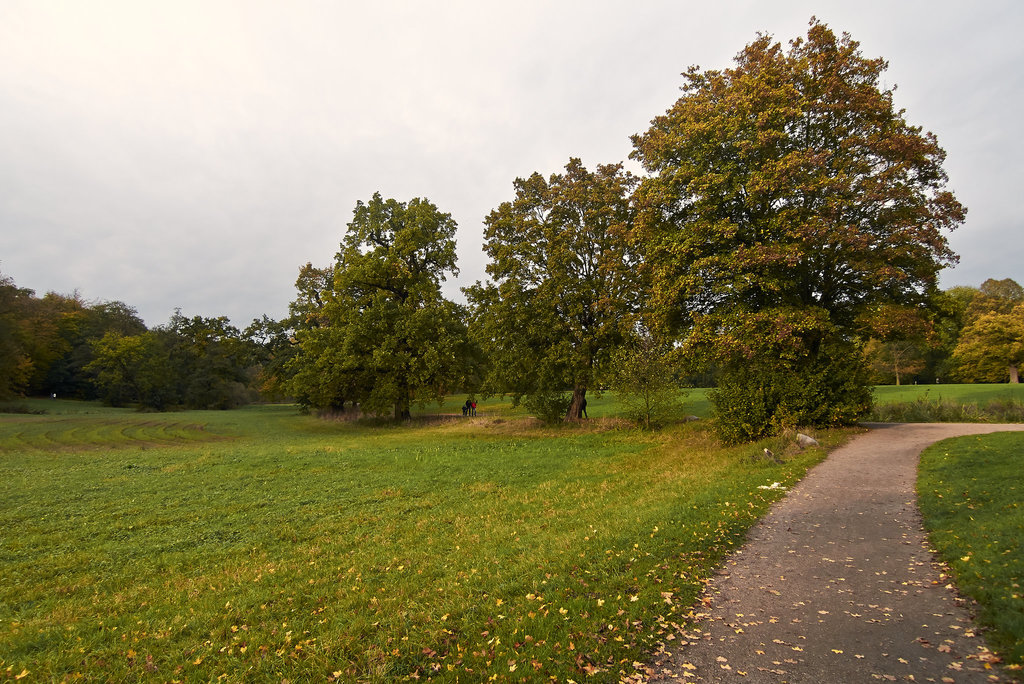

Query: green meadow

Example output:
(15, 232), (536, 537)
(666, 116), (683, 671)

(1, 396), (835, 683)
(3, 384), (1022, 682)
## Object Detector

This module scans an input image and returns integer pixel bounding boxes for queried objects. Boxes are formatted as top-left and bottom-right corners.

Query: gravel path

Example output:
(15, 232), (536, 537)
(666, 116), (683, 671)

(649, 423), (1024, 683)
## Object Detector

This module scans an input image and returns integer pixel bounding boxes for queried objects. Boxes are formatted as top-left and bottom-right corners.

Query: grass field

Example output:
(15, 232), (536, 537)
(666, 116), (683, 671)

(870, 384), (1024, 423)
(0, 397), (837, 683)
(918, 432), (1024, 674)
(872, 383), (1024, 406)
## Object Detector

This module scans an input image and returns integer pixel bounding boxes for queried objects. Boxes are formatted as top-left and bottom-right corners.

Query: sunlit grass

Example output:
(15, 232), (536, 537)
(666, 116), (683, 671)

(0, 401), (839, 682)
(918, 432), (1024, 673)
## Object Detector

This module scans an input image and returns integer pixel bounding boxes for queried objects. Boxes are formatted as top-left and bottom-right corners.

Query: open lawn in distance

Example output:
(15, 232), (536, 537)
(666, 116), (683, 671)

(872, 383), (1024, 406)
(1, 399), (837, 682)
(870, 384), (1024, 423)
(918, 432), (1024, 674)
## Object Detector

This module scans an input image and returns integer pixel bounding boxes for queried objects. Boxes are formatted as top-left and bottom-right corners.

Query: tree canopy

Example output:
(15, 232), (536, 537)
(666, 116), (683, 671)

(953, 278), (1024, 383)
(631, 19), (965, 439)
(466, 158), (641, 419)
(288, 193), (472, 418)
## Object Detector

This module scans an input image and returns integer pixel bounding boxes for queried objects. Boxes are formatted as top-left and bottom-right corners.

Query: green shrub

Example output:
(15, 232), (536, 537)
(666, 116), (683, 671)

(711, 344), (872, 443)
(983, 397), (1024, 422)
(523, 389), (571, 424)
(869, 395), (1024, 423)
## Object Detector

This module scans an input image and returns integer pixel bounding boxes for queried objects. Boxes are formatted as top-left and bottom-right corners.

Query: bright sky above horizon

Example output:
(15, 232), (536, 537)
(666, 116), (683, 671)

(2, 0), (1022, 327)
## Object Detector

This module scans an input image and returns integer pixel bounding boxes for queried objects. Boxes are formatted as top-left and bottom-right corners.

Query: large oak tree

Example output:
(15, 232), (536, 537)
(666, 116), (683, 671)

(288, 194), (471, 419)
(631, 20), (965, 440)
(467, 158), (641, 420)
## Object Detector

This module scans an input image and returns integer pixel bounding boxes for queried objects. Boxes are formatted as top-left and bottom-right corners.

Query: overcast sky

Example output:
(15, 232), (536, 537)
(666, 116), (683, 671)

(2, 1), (1021, 327)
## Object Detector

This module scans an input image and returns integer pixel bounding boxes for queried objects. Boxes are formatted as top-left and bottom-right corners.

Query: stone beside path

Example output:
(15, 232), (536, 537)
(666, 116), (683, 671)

(649, 423), (1024, 683)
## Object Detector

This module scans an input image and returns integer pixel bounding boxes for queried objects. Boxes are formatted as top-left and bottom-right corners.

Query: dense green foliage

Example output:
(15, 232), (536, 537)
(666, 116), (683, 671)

(952, 279), (1024, 383)
(287, 194), (473, 418)
(467, 159), (641, 419)
(711, 343), (872, 443)
(0, 272), (281, 410)
(86, 312), (255, 410)
(630, 20), (964, 440)
(0, 278), (147, 401)
(0, 400), (834, 682)
(918, 432), (1024, 670)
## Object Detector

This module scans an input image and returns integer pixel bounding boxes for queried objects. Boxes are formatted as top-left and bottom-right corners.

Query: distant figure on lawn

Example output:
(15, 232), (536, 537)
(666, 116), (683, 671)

(581, 397), (588, 419)
(471, 400), (477, 416)
(462, 399), (472, 416)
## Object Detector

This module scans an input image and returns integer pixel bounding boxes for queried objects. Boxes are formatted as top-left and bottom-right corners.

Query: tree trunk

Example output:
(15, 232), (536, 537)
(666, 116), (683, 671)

(566, 386), (587, 420)
(394, 381), (412, 419)
(1010, 364), (1020, 384)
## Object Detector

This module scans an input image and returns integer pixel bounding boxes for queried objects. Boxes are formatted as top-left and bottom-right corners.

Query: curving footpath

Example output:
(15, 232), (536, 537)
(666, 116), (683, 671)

(649, 423), (1024, 683)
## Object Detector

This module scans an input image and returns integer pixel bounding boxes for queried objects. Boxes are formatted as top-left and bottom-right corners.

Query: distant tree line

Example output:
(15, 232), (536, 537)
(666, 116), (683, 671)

(4, 21), (1021, 440)
(0, 277), (294, 410)
(862, 277), (1024, 386)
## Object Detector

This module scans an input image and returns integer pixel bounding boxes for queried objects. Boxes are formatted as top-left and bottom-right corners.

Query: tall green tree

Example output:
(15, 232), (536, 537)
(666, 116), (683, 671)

(968, 278), (1024, 317)
(242, 315), (297, 400)
(467, 158), (641, 420)
(289, 194), (472, 419)
(952, 303), (1024, 384)
(86, 331), (174, 409)
(0, 272), (34, 399)
(952, 278), (1024, 383)
(631, 20), (964, 440)
(43, 297), (147, 399)
(922, 286), (978, 382)
(161, 312), (251, 409)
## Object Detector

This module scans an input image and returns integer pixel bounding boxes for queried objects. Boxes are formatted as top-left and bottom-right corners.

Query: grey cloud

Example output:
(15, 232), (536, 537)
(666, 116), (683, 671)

(1, 0), (1021, 325)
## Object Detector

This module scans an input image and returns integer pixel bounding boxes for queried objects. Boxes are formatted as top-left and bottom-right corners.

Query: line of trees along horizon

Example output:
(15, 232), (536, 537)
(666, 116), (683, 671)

(3, 20), (1022, 439)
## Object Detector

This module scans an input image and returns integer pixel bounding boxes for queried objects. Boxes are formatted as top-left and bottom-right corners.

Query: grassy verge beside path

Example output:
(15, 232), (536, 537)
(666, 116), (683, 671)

(1, 402), (840, 682)
(918, 432), (1024, 675)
